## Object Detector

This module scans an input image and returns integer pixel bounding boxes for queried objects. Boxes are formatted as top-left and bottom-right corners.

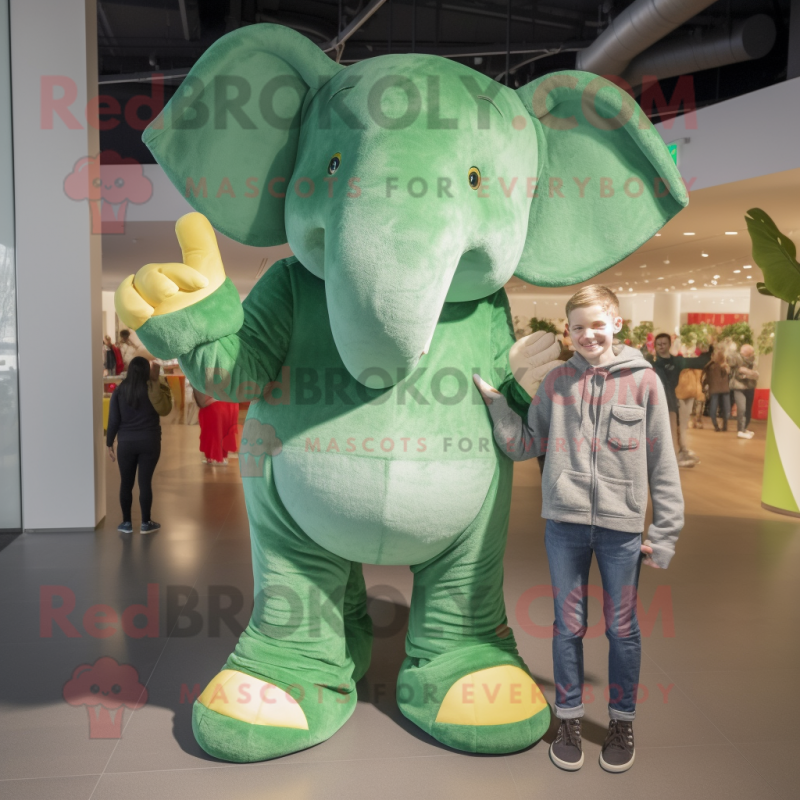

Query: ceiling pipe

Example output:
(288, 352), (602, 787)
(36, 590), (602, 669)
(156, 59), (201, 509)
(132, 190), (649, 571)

(575, 0), (720, 77)
(320, 0), (389, 53)
(623, 14), (777, 88)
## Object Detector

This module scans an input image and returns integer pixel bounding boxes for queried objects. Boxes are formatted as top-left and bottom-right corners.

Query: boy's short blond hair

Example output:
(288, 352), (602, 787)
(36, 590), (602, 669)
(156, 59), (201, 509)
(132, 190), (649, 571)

(565, 285), (620, 320)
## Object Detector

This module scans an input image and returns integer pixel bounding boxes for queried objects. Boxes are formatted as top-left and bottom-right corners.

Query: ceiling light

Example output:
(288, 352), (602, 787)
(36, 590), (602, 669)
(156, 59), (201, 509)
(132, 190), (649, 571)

(665, 288), (669, 292)
(687, 279), (695, 284)
(658, 276), (664, 280)
(663, 260), (670, 264)
(640, 264), (647, 268)
(684, 232), (695, 236)
(725, 231), (738, 235)
(746, 275), (752, 279)
(655, 233), (661, 237)
(711, 280), (717, 285)
(701, 252), (708, 257)
(628, 288), (633, 292)
(743, 265), (752, 269)
(618, 287), (623, 291)
(713, 274), (720, 279)
(733, 269), (741, 273)
(690, 287), (697, 291)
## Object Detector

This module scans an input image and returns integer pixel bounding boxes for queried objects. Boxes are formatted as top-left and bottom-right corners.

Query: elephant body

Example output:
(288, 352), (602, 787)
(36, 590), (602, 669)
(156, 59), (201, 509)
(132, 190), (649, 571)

(173, 256), (548, 761)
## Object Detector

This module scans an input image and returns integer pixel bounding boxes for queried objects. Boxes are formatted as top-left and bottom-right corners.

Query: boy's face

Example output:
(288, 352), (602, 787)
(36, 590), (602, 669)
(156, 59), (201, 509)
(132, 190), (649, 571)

(655, 336), (672, 357)
(566, 304), (622, 365)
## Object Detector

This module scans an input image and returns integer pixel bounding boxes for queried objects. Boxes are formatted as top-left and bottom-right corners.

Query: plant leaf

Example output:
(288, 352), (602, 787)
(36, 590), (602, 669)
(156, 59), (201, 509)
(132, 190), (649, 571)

(745, 208), (800, 304)
(756, 282), (774, 296)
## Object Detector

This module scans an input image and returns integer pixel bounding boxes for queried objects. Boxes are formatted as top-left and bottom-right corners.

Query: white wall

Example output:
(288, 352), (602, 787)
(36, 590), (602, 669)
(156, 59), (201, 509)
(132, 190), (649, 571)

(680, 288), (751, 316)
(656, 76), (800, 192)
(102, 290), (116, 341)
(507, 294), (571, 335)
(12, 0), (105, 530)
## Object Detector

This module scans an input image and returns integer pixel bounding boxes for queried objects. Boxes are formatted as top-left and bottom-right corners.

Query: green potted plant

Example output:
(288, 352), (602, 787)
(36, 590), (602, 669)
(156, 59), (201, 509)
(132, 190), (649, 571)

(616, 319), (632, 344)
(631, 321), (654, 349)
(679, 321), (716, 351)
(745, 207), (800, 516)
(719, 321), (754, 347)
(528, 316), (559, 335)
(757, 321), (776, 356)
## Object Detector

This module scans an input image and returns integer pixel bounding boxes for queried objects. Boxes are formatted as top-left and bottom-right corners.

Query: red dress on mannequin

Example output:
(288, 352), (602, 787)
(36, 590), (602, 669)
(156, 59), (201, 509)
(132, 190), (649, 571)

(195, 391), (239, 463)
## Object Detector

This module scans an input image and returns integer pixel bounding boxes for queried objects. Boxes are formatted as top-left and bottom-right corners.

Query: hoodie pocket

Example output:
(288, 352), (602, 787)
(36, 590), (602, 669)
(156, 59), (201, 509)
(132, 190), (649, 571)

(596, 475), (641, 518)
(607, 404), (644, 451)
(552, 470), (592, 512)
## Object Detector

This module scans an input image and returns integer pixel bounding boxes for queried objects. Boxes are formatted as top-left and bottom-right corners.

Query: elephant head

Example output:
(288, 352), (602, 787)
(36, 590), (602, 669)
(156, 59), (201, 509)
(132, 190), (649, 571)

(144, 25), (686, 389)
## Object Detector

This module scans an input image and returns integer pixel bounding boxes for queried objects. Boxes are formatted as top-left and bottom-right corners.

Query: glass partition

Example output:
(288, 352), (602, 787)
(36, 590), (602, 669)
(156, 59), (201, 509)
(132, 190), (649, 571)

(0, 0), (21, 532)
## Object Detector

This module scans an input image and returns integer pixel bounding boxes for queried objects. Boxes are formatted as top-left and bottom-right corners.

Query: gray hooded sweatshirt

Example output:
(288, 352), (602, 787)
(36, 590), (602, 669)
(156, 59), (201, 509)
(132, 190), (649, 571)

(485, 344), (683, 569)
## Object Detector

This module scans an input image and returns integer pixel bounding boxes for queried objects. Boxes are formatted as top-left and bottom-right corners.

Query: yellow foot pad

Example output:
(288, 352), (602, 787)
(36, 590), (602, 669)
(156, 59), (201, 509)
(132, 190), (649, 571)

(435, 665), (547, 726)
(197, 670), (308, 729)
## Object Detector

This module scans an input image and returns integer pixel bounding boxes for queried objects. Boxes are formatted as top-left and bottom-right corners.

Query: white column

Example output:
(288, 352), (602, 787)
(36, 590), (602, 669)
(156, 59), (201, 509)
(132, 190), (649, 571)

(750, 287), (783, 389)
(653, 291), (681, 338)
(11, 0), (105, 530)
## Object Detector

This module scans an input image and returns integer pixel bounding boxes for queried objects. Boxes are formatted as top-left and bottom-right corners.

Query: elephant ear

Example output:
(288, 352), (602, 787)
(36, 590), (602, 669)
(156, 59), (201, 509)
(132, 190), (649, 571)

(514, 71), (688, 287)
(143, 24), (342, 247)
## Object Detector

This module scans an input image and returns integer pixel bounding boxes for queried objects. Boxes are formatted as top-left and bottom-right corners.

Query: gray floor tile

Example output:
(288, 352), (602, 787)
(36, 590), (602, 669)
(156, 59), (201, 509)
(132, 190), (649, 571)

(94, 754), (518, 800)
(668, 669), (800, 743)
(0, 775), (99, 800)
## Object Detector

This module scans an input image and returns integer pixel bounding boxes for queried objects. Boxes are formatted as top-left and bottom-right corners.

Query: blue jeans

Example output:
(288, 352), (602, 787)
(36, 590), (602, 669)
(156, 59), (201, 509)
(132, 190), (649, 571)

(545, 519), (643, 721)
(708, 392), (731, 430)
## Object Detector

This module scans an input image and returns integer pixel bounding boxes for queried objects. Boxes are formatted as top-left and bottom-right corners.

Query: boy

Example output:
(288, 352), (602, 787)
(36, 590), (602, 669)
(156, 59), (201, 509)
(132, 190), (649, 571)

(473, 285), (683, 773)
(650, 333), (711, 466)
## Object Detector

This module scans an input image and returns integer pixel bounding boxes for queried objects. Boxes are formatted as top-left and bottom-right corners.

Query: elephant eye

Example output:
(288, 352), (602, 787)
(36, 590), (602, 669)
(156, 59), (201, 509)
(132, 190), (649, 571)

(468, 166), (481, 190)
(111, 684), (121, 694)
(328, 153), (341, 175)
(114, 177), (124, 188)
(90, 684), (100, 694)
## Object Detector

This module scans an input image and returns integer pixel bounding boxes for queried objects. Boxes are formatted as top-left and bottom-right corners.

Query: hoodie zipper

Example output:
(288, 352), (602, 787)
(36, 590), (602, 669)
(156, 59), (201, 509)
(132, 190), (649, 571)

(589, 368), (605, 525)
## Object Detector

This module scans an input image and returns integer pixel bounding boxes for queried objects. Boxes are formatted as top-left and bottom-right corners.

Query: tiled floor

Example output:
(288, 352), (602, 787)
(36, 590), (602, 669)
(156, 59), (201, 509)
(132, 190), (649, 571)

(1, 417), (797, 799)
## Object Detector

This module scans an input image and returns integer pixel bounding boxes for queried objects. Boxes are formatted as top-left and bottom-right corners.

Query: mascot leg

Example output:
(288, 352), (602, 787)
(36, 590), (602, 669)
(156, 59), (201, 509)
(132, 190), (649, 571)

(192, 463), (372, 762)
(397, 459), (550, 753)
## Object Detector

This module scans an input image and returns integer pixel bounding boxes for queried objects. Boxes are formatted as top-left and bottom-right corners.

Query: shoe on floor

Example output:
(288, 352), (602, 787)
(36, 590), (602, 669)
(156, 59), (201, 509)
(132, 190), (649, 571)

(140, 520), (161, 534)
(738, 431), (750, 439)
(549, 718), (584, 771)
(745, 430), (755, 438)
(677, 458), (696, 468)
(600, 719), (635, 773)
(117, 521), (133, 533)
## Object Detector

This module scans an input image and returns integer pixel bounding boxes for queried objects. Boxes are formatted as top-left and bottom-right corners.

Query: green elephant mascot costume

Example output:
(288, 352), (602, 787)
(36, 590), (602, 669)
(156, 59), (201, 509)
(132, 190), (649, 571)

(115, 24), (686, 762)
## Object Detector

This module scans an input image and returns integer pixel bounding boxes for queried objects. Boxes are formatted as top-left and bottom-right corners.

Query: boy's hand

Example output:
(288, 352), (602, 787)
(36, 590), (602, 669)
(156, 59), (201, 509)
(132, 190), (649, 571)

(509, 331), (563, 397)
(641, 544), (661, 569)
(473, 374), (502, 405)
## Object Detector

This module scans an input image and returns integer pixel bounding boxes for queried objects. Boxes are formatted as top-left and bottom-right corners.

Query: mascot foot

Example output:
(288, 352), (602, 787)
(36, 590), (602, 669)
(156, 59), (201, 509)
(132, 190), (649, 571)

(192, 669), (355, 762)
(397, 651), (550, 754)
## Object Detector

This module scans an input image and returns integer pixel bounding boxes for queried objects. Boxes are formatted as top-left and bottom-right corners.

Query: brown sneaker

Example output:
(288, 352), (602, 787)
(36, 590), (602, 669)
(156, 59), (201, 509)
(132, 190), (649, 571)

(549, 718), (584, 771)
(600, 719), (635, 772)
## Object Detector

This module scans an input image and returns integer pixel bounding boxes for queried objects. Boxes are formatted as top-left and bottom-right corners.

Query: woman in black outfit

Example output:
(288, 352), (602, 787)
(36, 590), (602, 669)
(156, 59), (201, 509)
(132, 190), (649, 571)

(106, 357), (172, 533)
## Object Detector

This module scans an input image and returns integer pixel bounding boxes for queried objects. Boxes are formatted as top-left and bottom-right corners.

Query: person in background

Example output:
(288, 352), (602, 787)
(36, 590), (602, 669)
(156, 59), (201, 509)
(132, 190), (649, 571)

(103, 337), (116, 376)
(650, 333), (712, 468)
(104, 335), (123, 376)
(674, 367), (704, 458)
(687, 369), (707, 429)
(729, 343), (759, 439)
(194, 388), (240, 465)
(106, 357), (172, 533)
(117, 329), (152, 369)
(703, 349), (731, 432)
